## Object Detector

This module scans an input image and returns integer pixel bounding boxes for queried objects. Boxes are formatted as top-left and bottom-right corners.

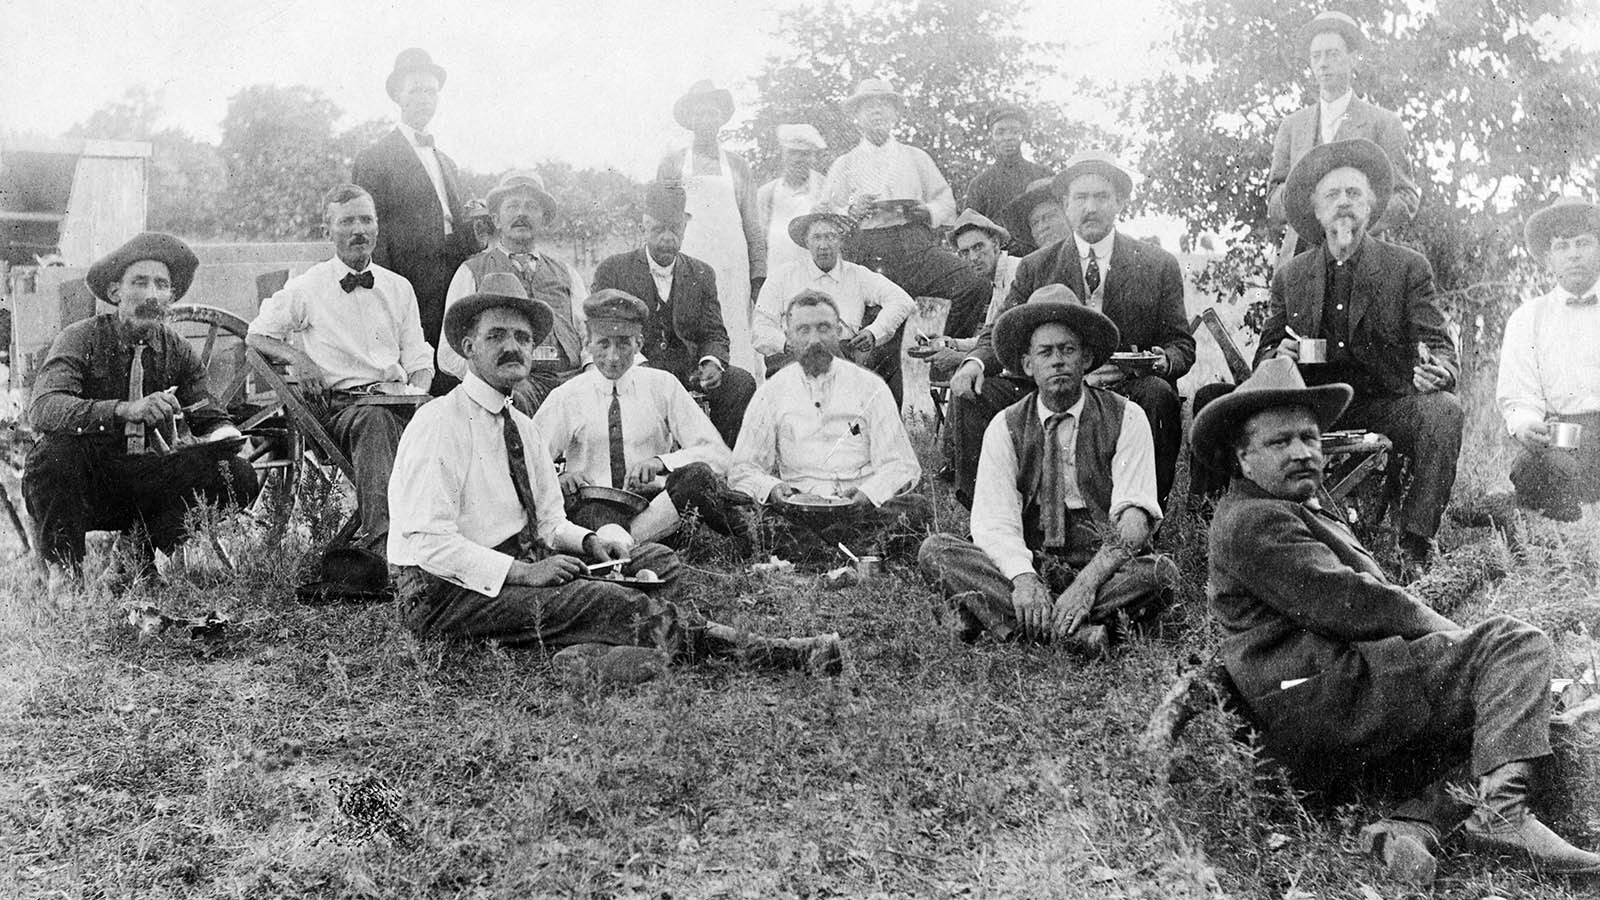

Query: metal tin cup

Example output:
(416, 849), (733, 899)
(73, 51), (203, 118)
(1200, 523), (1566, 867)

(1297, 338), (1328, 365)
(1552, 422), (1584, 450)
(855, 555), (883, 580)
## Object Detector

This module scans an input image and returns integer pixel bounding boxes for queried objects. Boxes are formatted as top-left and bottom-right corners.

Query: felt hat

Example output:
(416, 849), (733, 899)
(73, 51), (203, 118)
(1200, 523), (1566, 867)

(295, 547), (392, 605)
(949, 208), (1011, 248)
(993, 287), (1116, 374)
(777, 123), (827, 151)
(583, 289), (649, 337)
(1524, 196), (1600, 257)
(643, 180), (690, 223)
(1000, 176), (1059, 248)
(1190, 357), (1354, 473)
(385, 48), (446, 101)
(985, 102), (1030, 130)
(442, 271), (555, 355)
(86, 232), (199, 304)
(787, 210), (856, 247)
(673, 80), (734, 130)
(842, 78), (903, 113)
(1052, 150), (1136, 201)
(1283, 138), (1394, 244)
(485, 169), (559, 226)
(1299, 10), (1367, 54)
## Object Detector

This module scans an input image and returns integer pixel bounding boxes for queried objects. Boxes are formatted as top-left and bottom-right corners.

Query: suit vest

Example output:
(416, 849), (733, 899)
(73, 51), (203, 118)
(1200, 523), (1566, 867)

(465, 249), (582, 370)
(1003, 387), (1124, 551)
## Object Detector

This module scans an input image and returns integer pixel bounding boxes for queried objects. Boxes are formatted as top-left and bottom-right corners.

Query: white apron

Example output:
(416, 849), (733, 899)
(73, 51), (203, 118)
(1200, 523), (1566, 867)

(764, 175), (821, 277)
(680, 148), (756, 378)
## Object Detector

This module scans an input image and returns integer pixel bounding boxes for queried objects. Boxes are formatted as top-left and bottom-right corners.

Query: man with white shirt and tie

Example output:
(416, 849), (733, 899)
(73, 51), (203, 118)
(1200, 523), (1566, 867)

(439, 170), (588, 414)
(534, 289), (753, 550)
(751, 211), (917, 406)
(1493, 197), (1600, 521)
(352, 49), (473, 381)
(389, 280), (843, 679)
(248, 184), (433, 550)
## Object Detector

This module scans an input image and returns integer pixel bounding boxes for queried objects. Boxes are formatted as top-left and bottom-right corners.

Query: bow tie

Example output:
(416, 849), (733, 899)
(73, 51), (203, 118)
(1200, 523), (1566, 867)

(413, 132), (434, 148)
(340, 270), (375, 293)
(1567, 293), (1598, 307)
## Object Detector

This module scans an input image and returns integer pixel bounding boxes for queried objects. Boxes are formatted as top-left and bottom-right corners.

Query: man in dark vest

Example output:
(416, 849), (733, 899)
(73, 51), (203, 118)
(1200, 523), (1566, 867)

(919, 297), (1177, 655)
(438, 170), (588, 414)
(590, 181), (756, 447)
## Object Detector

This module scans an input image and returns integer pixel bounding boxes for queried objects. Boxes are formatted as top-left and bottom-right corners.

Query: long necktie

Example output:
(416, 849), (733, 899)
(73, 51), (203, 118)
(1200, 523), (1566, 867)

(125, 343), (147, 454)
(1040, 411), (1074, 548)
(500, 409), (540, 557)
(1085, 249), (1101, 297)
(608, 385), (627, 488)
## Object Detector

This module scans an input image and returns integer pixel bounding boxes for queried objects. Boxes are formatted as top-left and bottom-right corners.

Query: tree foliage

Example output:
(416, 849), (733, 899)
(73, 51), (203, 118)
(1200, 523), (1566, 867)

(736, 0), (1118, 192)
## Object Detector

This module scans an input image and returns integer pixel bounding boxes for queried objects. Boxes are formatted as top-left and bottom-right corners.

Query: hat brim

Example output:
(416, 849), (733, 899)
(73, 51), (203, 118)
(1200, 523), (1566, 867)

(1299, 18), (1366, 54)
(1000, 183), (1058, 249)
(443, 293), (556, 356)
(1284, 139), (1395, 244)
(994, 301), (1121, 374)
(587, 318), (643, 338)
(1190, 382), (1354, 473)
(385, 62), (447, 101)
(86, 232), (199, 305)
(843, 90), (903, 113)
(1525, 201), (1600, 257)
(486, 185), (560, 227)
(1052, 162), (1133, 202)
(788, 212), (855, 247)
(951, 219), (1011, 248)
(673, 90), (734, 130)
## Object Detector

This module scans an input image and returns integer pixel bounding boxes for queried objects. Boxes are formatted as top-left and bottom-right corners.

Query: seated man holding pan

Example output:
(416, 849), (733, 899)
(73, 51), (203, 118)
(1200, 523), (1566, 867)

(1253, 138), (1461, 567)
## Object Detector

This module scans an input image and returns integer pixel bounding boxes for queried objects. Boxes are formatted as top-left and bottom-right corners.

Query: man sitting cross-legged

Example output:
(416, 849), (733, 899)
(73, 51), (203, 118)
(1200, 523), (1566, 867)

(730, 289), (930, 562)
(389, 278), (842, 680)
(533, 287), (753, 551)
(919, 299), (1177, 654)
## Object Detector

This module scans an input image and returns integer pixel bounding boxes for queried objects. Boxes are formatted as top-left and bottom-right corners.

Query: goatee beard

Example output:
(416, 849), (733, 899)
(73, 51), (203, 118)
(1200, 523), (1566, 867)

(799, 341), (838, 377)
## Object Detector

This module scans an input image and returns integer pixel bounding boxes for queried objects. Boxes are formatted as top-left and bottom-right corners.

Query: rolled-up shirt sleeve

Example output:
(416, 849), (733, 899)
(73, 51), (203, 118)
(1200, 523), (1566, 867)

(1108, 400), (1163, 526)
(969, 416), (1034, 581)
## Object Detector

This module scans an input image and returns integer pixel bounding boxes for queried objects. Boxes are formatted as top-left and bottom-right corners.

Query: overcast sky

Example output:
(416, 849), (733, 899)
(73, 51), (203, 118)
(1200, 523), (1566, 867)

(0, 0), (1170, 179)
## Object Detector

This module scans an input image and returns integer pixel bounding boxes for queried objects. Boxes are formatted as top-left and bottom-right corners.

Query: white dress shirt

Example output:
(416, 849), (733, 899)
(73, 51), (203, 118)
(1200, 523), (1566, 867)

(751, 257), (917, 356)
(1318, 90), (1354, 146)
(1497, 281), (1600, 435)
(396, 122), (454, 234)
(438, 244), (590, 379)
(970, 390), (1162, 581)
(532, 365), (731, 487)
(248, 257), (433, 390)
(822, 137), (957, 228)
(1073, 230), (1117, 310)
(729, 359), (920, 506)
(387, 371), (593, 598)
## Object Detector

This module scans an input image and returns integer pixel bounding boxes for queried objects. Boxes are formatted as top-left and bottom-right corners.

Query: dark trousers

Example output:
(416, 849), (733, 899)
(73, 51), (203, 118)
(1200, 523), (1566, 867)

(1337, 391), (1463, 540)
(917, 532), (1177, 641)
(24, 435), (260, 569)
(1510, 411), (1600, 515)
(321, 402), (407, 540)
(950, 373), (1181, 508)
(646, 361), (757, 450)
(760, 492), (933, 562)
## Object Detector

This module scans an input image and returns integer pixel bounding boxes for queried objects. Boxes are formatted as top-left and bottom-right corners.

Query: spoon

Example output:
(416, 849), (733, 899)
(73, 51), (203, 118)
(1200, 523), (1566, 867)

(837, 542), (860, 564)
(586, 558), (632, 573)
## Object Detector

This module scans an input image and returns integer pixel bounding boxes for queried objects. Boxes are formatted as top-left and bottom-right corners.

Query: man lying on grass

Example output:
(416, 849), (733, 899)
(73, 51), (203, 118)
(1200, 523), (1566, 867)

(386, 280), (843, 682)
(918, 297), (1177, 655)
(1192, 356), (1600, 886)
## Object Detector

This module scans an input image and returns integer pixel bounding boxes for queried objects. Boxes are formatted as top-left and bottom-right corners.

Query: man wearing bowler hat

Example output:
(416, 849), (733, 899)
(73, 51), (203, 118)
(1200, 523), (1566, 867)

(658, 81), (767, 378)
(1255, 138), (1460, 566)
(961, 102), (1051, 223)
(1267, 11), (1419, 260)
(1193, 356), (1600, 885)
(25, 233), (257, 592)
(389, 278), (842, 679)
(1491, 197), (1600, 521)
(757, 124), (829, 276)
(352, 48), (473, 378)
(920, 299), (1176, 654)
(534, 289), (753, 550)
(590, 181), (756, 447)
(439, 170), (588, 414)
(950, 151), (1194, 508)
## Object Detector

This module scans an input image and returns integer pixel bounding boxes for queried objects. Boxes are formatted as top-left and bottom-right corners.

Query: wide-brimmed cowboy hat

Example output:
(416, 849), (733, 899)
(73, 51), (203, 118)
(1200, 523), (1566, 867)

(1283, 138), (1394, 243)
(1525, 196), (1600, 257)
(442, 271), (555, 356)
(1000, 176), (1059, 249)
(1190, 357), (1354, 473)
(949, 208), (1011, 248)
(673, 80), (734, 130)
(1299, 10), (1366, 54)
(86, 232), (199, 304)
(788, 211), (856, 247)
(485, 169), (559, 226)
(842, 78), (903, 113)
(385, 48), (446, 101)
(1052, 150), (1136, 201)
(993, 288), (1116, 375)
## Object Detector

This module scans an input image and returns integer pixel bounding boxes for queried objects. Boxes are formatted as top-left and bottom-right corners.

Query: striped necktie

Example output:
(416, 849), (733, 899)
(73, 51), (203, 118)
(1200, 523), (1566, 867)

(1040, 411), (1074, 547)
(609, 385), (627, 488)
(500, 408), (540, 557)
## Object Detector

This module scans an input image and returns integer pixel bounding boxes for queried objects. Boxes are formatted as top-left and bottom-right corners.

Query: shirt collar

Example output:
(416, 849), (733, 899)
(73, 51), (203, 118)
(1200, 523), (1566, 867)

(1074, 230), (1116, 262)
(397, 122), (431, 147)
(331, 256), (372, 278)
(806, 257), (845, 280)
(497, 240), (538, 260)
(1320, 90), (1354, 116)
(463, 371), (513, 415)
(1034, 389), (1087, 426)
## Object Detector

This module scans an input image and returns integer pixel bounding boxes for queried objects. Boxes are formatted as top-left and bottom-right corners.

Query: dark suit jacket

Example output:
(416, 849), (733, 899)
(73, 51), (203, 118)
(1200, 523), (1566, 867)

(351, 128), (473, 343)
(1208, 478), (1458, 765)
(972, 232), (1195, 377)
(1255, 236), (1457, 400)
(590, 248), (731, 373)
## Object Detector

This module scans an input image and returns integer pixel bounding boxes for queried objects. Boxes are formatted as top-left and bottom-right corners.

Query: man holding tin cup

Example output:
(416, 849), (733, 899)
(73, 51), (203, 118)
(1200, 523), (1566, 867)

(1495, 197), (1600, 521)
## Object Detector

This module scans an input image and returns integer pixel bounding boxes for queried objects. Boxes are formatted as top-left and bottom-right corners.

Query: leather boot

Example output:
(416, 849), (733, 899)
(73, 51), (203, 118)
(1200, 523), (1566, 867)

(1462, 761), (1600, 874)
(1358, 819), (1441, 886)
